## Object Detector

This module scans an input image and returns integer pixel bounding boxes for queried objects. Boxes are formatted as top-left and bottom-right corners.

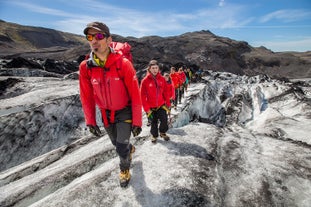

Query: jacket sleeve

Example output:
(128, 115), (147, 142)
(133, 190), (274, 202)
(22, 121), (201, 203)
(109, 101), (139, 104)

(140, 78), (151, 113)
(163, 78), (171, 107)
(121, 59), (142, 127)
(79, 60), (97, 126)
(172, 74), (179, 88)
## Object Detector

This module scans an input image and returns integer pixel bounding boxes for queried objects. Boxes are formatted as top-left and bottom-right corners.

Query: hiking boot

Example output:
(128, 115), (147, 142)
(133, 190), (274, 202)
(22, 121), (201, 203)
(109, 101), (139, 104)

(160, 133), (170, 141)
(129, 145), (136, 162)
(151, 136), (157, 143)
(119, 169), (131, 188)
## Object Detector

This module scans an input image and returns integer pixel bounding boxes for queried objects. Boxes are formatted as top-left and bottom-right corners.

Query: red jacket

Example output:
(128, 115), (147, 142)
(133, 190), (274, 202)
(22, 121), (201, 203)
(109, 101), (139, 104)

(166, 80), (175, 100)
(179, 71), (186, 85)
(79, 51), (142, 127)
(170, 72), (180, 89)
(140, 72), (171, 113)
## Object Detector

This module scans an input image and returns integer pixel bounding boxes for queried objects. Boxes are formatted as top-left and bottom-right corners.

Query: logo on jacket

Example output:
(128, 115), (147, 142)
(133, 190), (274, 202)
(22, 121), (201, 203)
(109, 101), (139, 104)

(92, 79), (99, 84)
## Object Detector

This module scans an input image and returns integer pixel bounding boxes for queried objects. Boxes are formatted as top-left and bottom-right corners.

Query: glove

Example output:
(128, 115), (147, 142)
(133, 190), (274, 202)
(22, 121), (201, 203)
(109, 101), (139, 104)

(147, 111), (153, 122)
(162, 105), (171, 115)
(87, 125), (101, 137)
(132, 126), (142, 137)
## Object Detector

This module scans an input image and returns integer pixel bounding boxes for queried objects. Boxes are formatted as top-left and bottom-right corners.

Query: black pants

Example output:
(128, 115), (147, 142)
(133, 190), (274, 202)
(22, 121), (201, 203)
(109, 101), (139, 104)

(150, 107), (168, 137)
(179, 86), (184, 102)
(174, 88), (179, 106)
(104, 107), (132, 171)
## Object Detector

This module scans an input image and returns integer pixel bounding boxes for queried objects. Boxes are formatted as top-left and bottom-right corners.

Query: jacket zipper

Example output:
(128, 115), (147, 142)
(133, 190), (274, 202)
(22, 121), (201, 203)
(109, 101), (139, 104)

(154, 76), (159, 107)
(103, 69), (110, 108)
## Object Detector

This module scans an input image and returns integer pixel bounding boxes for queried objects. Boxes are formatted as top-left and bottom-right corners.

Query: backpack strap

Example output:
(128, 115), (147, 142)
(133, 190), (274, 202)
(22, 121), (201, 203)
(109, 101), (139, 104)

(101, 109), (116, 127)
(102, 111), (109, 127)
(102, 109), (132, 127)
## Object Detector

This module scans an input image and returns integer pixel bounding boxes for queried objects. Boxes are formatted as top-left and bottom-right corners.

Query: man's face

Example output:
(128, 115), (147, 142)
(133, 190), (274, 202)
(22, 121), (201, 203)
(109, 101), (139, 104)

(149, 65), (159, 76)
(87, 28), (111, 54)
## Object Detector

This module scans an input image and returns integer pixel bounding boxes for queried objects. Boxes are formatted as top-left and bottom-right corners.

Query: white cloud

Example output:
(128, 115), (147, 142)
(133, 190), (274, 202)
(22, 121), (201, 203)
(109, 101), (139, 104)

(260, 9), (311, 23)
(219, 0), (225, 7)
(10, 1), (72, 17)
(10, 0), (251, 37)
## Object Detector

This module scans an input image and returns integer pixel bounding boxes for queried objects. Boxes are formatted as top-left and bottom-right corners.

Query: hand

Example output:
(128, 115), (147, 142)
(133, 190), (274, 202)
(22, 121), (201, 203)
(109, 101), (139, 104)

(132, 126), (142, 137)
(87, 125), (101, 137)
(147, 111), (153, 122)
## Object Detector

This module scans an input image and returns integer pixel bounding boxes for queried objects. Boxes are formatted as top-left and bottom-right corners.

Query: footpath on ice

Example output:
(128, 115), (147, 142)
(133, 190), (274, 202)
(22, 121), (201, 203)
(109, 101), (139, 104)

(0, 82), (217, 207)
(1, 72), (311, 207)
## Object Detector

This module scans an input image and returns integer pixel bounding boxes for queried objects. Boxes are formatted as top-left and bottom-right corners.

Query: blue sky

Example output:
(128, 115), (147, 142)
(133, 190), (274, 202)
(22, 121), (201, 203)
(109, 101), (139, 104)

(0, 0), (310, 52)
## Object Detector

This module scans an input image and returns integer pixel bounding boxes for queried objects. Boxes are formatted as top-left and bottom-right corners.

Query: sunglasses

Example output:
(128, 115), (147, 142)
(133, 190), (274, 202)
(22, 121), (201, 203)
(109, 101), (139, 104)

(86, 33), (106, 41)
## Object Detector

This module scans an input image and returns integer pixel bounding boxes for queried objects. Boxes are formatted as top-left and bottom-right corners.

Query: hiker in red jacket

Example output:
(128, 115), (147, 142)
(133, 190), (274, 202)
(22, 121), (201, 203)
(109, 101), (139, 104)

(170, 66), (181, 109)
(79, 21), (142, 188)
(164, 72), (175, 105)
(140, 60), (171, 143)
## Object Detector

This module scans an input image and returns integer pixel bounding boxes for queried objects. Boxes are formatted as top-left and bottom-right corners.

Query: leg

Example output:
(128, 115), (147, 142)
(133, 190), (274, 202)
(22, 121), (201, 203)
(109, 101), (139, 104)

(110, 107), (134, 187)
(115, 122), (132, 170)
(158, 108), (170, 141)
(149, 110), (160, 143)
(105, 125), (117, 146)
(115, 122), (132, 187)
(178, 87), (182, 103)
(174, 88), (179, 107)
(158, 108), (168, 134)
(116, 142), (131, 170)
(150, 115), (159, 138)
(105, 122), (132, 170)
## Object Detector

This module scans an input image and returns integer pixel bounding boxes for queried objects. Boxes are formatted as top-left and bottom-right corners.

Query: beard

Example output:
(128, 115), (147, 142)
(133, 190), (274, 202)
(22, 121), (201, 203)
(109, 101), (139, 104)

(91, 43), (110, 58)
(91, 43), (100, 53)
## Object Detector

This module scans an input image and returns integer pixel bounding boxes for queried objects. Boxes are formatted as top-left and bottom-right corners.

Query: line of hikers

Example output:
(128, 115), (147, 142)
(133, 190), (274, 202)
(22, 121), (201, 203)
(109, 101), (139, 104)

(140, 60), (191, 143)
(168, 66), (192, 109)
(79, 21), (192, 188)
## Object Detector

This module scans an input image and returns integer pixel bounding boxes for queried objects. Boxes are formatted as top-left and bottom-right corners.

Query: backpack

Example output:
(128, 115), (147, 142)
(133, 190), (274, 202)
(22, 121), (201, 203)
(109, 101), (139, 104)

(110, 41), (133, 62)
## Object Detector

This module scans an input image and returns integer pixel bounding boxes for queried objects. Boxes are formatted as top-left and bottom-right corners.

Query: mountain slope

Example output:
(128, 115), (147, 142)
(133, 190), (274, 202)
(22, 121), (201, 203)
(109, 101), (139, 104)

(0, 20), (310, 79)
(0, 20), (84, 51)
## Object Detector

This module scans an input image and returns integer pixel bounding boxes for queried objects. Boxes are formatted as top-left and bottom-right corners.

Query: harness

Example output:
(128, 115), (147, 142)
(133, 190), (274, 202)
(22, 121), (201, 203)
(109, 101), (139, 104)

(103, 108), (132, 127)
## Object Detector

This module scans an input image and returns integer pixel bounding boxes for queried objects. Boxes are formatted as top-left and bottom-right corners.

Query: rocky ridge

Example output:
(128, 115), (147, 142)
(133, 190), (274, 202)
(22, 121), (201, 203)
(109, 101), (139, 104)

(1, 20), (310, 80)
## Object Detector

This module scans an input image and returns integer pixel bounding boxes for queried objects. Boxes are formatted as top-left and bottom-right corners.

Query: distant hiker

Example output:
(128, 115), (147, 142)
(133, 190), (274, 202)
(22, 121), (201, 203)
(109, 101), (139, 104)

(140, 60), (171, 143)
(170, 66), (181, 109)
(79, 21), (142, 188)
(186, 67), (193, 84)
(183, 67), (191, 91)
(164, 72), (174, 127)
(178, 67), (187, 102)
(163, 72), (175, 106)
